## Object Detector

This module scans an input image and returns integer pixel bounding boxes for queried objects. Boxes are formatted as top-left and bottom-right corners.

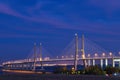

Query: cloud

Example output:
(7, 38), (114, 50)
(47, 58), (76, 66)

(0, 3), (70, 29)
(13, 26), (56, 34)
(0, 3), (24, 18)
(0, 2), (120, 37)
(88, 0), (120, 12)
(0, 34), (38, 38)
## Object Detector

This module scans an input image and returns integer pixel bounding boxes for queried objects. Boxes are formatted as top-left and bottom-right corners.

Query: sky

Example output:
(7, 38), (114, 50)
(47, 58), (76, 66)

(0, 0), (120, 61)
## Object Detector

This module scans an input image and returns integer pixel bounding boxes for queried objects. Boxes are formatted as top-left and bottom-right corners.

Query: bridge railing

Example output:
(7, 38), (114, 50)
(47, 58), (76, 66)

(2, 56), (120, 66)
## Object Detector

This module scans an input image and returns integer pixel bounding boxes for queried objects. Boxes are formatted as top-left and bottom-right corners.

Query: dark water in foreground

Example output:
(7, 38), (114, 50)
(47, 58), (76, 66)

(0, 73), (120, 80)
(0, 65), (120, 80)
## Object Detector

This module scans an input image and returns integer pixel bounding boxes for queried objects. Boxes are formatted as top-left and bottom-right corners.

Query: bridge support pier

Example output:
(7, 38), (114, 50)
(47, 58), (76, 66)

(105, 58), (108, 67)
(88, 59), (91, 66)
(112, 59), (115, 67)
(92, 59), (95, 66)
(119, 61), (120, 68)
(100, 59), (103, 69)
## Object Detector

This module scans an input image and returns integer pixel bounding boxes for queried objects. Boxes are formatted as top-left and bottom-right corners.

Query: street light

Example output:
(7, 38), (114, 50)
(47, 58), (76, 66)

(62, 56), (64, 59)
(102, 53), (105, 57)
(109, 52), (112, 57)
(88, 54), (90, 58)
(119, 52), (120, 55)
(94, 53), (98, 57)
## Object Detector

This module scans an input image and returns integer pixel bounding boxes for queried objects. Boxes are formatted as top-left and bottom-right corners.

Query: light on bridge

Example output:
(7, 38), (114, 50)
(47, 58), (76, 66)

(72, 67), (75, 70)
(82, 54), (85, 59)
(94, 53), (98, 57)
(102, 53), (105, 57)
(44, 57), (50, 60)
(109, 52), (112, 57)
(40, 58), (42, 61)
(62, 56), (64, 59)
(87, 54), (90, 58)
(119, 52), (120, 55)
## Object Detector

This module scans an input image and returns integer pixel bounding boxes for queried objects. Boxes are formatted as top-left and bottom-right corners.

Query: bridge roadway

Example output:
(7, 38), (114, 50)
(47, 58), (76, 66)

(2, 56), (120, 70)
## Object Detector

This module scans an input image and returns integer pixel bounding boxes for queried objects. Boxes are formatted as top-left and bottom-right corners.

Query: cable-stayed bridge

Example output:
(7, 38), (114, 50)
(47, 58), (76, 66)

(2, 34), (120, 71)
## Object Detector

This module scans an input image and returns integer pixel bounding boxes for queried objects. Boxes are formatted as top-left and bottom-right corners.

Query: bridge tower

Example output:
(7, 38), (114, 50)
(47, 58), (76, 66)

(39, 43), (43, 69)
(74, 33), (78, 71)
(81, 34), (87, 68)
(33, 42), (36, 71)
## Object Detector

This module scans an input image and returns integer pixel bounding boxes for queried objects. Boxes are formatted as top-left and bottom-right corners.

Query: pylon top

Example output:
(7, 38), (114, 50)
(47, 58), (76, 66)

(40, 43), (42, 46)
(75, 33), (78, 36)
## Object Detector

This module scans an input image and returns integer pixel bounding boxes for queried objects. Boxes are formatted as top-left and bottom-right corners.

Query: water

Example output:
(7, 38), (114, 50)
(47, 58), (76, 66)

(0, 66), (3, 74)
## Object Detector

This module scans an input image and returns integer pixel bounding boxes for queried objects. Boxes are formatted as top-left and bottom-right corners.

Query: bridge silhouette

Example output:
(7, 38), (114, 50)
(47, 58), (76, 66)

(2, 34), (120, 71)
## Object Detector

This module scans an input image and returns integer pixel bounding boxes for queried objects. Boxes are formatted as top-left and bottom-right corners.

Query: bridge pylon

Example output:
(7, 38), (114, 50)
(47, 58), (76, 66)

(33, 42), (37, 71)
(74, 33), (78, 71)
(81, 34), (87, 68)
(40, 43), (43, 69)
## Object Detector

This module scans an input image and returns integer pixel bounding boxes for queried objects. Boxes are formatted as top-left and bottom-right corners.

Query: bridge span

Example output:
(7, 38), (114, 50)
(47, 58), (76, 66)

(2, 34), (120, 71)
(2, 56), (120, 70)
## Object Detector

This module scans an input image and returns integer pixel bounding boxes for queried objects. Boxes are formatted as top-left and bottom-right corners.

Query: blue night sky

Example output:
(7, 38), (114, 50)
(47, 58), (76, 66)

(0, 0), (120, 61)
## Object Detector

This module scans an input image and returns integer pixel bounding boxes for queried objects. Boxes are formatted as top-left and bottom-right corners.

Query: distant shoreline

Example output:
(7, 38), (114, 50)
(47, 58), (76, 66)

(2, 69), (52, 74)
